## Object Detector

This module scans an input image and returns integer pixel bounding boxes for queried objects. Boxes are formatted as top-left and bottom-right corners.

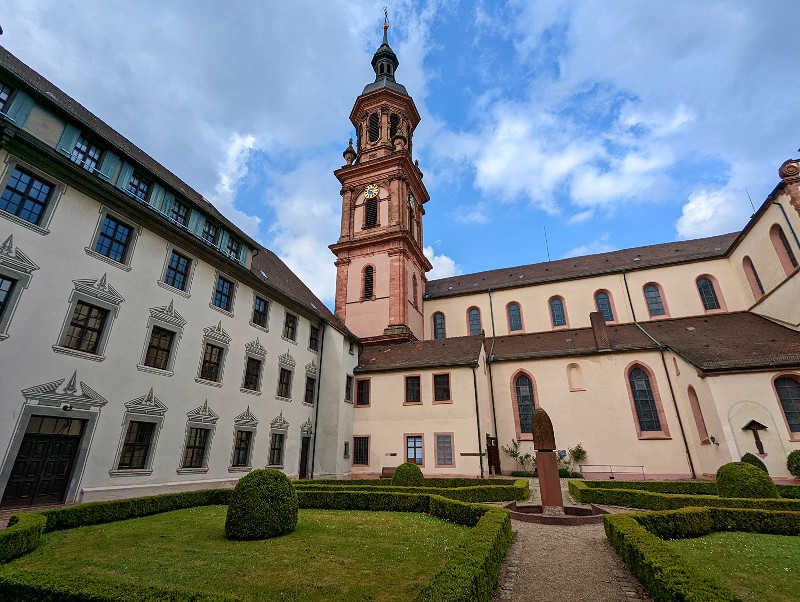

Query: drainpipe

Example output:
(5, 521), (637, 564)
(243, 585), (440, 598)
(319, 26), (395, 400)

(308, 321), (326, 480)
(773, 200), (800, 252)
(471, 361), (485, 478)
(486, 288), (499, 440)
(622, 269), (637, 322)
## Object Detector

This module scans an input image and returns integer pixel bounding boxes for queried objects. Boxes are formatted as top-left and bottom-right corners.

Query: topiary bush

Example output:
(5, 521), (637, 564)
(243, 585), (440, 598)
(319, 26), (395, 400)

(716, 462), (778, 499)
(225, 469), (298, 540)
(392, 462), (424, 487)
(740, 452), (768, 474)
(788, 450), (800, 479)
(558, 468), (571, 478)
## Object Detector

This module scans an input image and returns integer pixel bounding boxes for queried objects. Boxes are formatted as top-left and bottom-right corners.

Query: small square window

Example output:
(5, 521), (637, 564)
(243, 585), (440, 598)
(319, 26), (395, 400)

(202, 222), (219, 246)
(70, 136), (102, 173)
(94, 215), (133, 264)
(345, 375), (354, 403)
(164, 251), (191, 291)
(125, 171), (150, 202)
(61, 301), (109, 355)
(143, 326), (175, 371)
(356, 379), (370, 406)
(182, 427), (209, 469)
(353, 436), (369, 466)
(405, 376), (421, 403)
(169, 201), (190, 227)
(252, 296), (269, 328)
(434, 374), (451, 402)
(213, 276), (234, 312)
(242, 357), (263, 392)
(277, 367), (293, 398)
(232, 430), (253, 468)
(0, 167), (53, 226)
(118, 421), (155, 469)
(309, 325), (320, 351)
(283, 313), (298, 341)
(268, 432), (285, 466)
(304, 376), (316, 405)
(200, 343), (224, 382)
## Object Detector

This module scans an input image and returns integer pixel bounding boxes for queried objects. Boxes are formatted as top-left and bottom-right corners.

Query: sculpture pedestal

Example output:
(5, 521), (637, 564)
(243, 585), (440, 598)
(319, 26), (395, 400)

(536, 451), (564, 515)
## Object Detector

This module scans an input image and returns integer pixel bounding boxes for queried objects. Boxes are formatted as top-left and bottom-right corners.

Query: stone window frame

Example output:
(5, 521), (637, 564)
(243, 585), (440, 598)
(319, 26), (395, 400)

(0, 234), (39, 341)
(642, 282), (670, 318)
(275, 350), (296, 402)
(157, 243), (197, 299)
(209, 271), (237, 317)
(361, 264), (376, 301)
(84, 206), (142, 272)
(405, 432), (425, 467)
(404, 374), (422, 405)
(506, 302), (524, 334)
(136, 301), (186, 377)
(303, 361), (318, 406)
(239, 338), (267, 396)
(434, 432), (455, 468)
(352, 435), (370, 466)
(344, 374), (354, 403)
(431, 311), (446, 339)
(177, 401), (218, 474)
(593, 289), (618, 323)
(0, 155), (66, 236)
(53, 274), (124, 362)
(109, 388), (168, 477)
(510, 368), (539, 441)
(250, 292), (270, 333)
(466, 306), (482, 335)
(194, 322), (231, 387)
(228, 406), (259, 472)
(267, 411), (290, 468)
(624, 361), (671, 440)
(772, 373), (800, 442)
(432, 372), (452, 404)
(282, 311), (299, 344)
(548, 296), (569, 329)
(355, 377), (371, 407)
(308, 324), (320, 352)
(695, 274), (727, 313)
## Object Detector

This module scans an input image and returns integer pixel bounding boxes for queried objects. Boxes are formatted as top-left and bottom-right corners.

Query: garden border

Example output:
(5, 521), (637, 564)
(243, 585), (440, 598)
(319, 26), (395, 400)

(294, 478), (529, 503)
(575, 479), (799, 499)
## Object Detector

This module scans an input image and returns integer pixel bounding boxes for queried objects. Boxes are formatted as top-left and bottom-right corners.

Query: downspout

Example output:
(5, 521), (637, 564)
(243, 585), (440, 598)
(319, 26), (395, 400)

(773, 200), (800, 252)
(622, 269), (637, 322)
(308, 321), (326, 479)
(471, 361), (485, 478)
(486, 289), (499, 439)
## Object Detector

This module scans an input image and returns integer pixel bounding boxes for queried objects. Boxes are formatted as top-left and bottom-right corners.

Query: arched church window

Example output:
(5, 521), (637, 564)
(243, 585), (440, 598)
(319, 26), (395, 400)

(628, 367), (661, 432)
(432, 312), (445, 339)
(364, 197), (378, 229)
(696, 277), (720, 311)
(774, 376), (800, 433)
(368, 113), (380, 143)
(363, 266), (374, 300)
(514, 374), (536, 434)
(770, 224), (798, 276)
(390, 114), (399, 138)
(742, 256), (765, 299)
(468, 308), (481, 335)
(644, 284), (665, 317)
(412, 274), (418, 308)
(549, 298), (566, 327)
(507, 303), (522, 332)
(594, 291), (614, 322)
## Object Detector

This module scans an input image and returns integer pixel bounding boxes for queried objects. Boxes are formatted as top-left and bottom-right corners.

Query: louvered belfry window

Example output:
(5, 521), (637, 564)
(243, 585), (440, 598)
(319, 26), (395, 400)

(364, 198), (378, 228)
(390, 114), (399, 138)
(369, 113), (380, 142)
(363, 266), (374, 299)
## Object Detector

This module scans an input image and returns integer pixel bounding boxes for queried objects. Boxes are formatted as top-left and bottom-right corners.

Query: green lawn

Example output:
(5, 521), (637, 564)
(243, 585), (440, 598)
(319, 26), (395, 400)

(667, 532), (800, 602)
(0, 506), (469, 601)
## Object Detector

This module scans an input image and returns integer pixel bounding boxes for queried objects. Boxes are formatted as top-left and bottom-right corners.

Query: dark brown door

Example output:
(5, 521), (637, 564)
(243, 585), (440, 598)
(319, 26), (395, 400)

(298, 436), (311, 479)
(2, 416), (85, 508)
(486, 435), (501, 476)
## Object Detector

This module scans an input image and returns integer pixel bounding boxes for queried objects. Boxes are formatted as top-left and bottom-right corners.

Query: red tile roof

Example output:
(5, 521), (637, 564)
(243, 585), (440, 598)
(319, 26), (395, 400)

(356, 335), (484, 373)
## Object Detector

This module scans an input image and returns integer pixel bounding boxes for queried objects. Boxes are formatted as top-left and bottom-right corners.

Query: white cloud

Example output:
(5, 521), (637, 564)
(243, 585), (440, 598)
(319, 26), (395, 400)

(424, 246), (462, 280)
(675, 187), (750, 240)
(209, 133), (261, 237)
(562, 234), (616, 259)
(567, 210), (594, 225)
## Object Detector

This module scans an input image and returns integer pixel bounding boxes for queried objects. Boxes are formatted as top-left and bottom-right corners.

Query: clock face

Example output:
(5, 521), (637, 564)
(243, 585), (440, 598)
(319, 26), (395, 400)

(364, 184), (379, 199)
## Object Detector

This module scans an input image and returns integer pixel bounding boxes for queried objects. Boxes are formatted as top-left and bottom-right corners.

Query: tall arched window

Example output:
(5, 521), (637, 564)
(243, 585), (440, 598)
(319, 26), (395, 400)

(363, 266), (374, 300)
(687, 386), (709, 443)
(514, 374), (536, 434)
(432, 312), (445, 339)
(390, 114), (399, 138)
(775, 376), (800, 434)
(643, 284), (665, 317)
(628, 367), (661, 432)
(549, 297), (566, 327)
(368, 113), (380, 142)
(770, 224), (798, 276)
(408, 205), (415, 238)
(412, 274), (418, 308)
(364, 197), (378, 228)
(594, 291), (614, 322)
(507, 303), (523, 332)
(468, 308), (482, 335)
(696, 277), (721, 311)
(742, 256), (765, 299)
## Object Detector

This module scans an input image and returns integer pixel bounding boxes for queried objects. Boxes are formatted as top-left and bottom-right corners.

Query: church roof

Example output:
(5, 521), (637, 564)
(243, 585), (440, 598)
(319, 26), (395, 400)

(356, 335), (484, 373)
(425, 232), (740, 299)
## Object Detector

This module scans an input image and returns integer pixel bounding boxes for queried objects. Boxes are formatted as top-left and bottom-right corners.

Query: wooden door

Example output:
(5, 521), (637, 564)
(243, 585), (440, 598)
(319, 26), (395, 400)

(486, 435), (501, 475)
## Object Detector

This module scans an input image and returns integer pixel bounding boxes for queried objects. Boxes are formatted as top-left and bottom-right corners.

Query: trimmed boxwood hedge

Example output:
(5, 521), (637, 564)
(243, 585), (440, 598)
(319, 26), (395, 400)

(294, 479), (529, 503)
(392, 462), (425, 486)
(225, 469), (298, 540)
(569, 480), (800, 511)
(577, 479), (799, 499)
(716, 462), (778, 499)
(0, 513), (46, 563)
(303, 477), (519, 488)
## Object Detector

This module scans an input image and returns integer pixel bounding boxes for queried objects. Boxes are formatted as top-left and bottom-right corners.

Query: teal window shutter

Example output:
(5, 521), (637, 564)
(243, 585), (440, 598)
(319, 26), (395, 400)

(149, 183), (165, 210)
(218, 230), (230, 254)
(238, 244), (248, 265)
(56, 124), (81, 156)
(160, 191), (175, 214)
(97, 151), (120, 181)
(188, 209), (204, 236)
(115, 162), (134, 191)
(3, 91), (35, 126)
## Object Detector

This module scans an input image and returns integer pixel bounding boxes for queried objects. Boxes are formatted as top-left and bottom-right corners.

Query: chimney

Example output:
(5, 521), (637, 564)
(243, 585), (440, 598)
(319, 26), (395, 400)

(590, 311), (611, 351)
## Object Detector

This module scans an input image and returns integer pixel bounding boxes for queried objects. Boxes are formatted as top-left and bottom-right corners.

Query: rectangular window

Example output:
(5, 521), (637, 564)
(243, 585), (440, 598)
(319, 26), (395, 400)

(277, 367), (293, 398)
(345, 375), (354, 402)
(232, 430), (252, 467)
(283, 313), (297, 340)
(0, 167), (53, 226)
(356, 379), (370, 406)
(125, 171), (150, 202)
(202, 222), (218, 246)
(70, 136), (102, 173)
(182, 427), (209, 468)
(252, 296), (268, 328)
(94, 215), (132, 263)
(118, 421), (155, 469)
(406, 435), (423, 465)
(0, 276), (17, 320)
(353, 436), (369, 465)
(62, 301), (109, 354)
(226, 238), (241, 259)
(434, 374), (451, 402)
(268, 432), (285, 466)
(143, 326), (175, 371)
(213, 276), (233, 311)
(0, 82), (11, 111)
(242, 357), (262, 391)
(169, 200), (190, 227)
(164, 251), (191, 291)
(304, 376), (316, 404)
(200, 343), (223, 381)
(309, 325), (320, 351)
(436, 434), (453, 466)
(405, 376), (421, 403)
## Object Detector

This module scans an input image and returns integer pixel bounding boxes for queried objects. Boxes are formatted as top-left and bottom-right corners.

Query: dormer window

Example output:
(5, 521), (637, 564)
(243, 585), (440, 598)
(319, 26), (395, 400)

(70, 136), (102, 173)
(125, 171), (150, 202)
(226, 238), (241, 260)
(0, 82), (12, 112)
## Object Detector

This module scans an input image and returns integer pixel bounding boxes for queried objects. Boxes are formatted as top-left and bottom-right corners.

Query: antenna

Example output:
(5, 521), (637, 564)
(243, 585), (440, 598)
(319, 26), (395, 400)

(543, 225), (551, 262)
(745, 187), (756, 216)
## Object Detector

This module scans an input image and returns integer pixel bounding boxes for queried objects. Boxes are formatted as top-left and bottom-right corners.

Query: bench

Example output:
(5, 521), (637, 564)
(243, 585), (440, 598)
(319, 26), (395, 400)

(380, 466), (397, 479)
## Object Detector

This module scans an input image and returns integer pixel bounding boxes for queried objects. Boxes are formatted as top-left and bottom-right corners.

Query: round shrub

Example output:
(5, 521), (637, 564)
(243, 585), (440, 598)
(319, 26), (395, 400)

(570, 471), (583, 479)
(740, 452), (768, 474)
(557, 468), (571, 478)
(716, 462), (778, 499)
(225, 469), (298, 540)
(392, 462), (424, 487)
(788, 450), (800, 478)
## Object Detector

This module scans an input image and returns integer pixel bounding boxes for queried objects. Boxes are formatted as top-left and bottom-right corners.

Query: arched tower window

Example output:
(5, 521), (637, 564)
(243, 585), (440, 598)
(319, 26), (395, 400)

(775, 376), (800, 434)
(368, 113), (380, 143)
(468, 308), (482, 335)
(412, 274), (418, 308)
(363, 266), (374, 300)
(364, 197), (378, 229)
(390, 114), (399, 138)
(628, 367), (661, 432)
(514, 374), (536, 434)
(507, 303), (523, 332)
(770, 224), (798, 276)
(549, 297), (566, 328)
(594, 291), (614, 322)
(696, 277), (721, 311)
(687, 386), (710, 443)
(432, 312), (445, 339)
(742, 256), (765, 299)
(643, 284), (666, 317)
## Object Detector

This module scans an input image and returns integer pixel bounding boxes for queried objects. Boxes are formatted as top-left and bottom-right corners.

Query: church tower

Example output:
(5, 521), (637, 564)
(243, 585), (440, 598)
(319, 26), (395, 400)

(330, 22), (432, 344)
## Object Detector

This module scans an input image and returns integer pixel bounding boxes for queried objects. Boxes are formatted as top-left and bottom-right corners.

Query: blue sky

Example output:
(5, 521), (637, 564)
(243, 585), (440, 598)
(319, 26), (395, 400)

(3, 1), (799, 305)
